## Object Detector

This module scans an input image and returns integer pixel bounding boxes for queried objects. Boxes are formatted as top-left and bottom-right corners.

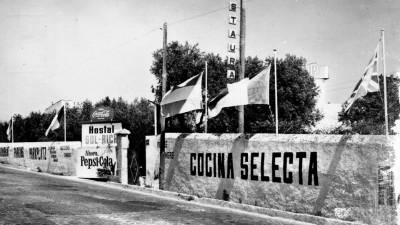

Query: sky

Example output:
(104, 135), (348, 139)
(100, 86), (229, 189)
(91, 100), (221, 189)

(0, 0), (399, 121)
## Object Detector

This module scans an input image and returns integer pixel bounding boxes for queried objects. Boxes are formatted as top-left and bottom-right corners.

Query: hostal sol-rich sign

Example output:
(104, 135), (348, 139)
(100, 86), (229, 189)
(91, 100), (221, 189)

(82, 123), (122, 147)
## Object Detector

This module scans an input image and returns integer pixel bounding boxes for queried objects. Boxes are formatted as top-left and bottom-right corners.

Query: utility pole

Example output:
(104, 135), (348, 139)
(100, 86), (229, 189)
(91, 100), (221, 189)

(238, 0), (246, 133)
(204, 61), (208, 133)
(159, 22), (167, 190)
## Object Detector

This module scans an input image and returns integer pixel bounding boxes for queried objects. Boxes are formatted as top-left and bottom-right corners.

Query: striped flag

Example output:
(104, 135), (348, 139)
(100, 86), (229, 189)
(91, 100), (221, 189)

(344, 45), (379, 112)
(45, 105), (64, 136)
(6, 117), (12, 141)
(209, 66), (271, 118)
(161, 73), (203, 118)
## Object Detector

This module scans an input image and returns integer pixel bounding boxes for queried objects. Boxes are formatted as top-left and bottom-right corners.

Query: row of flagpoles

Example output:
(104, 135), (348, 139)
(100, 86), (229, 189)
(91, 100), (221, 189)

(6, 100), (67, 142)
(159, 30), (389, 135)
(159, 60), (274, 132)
(3, 31), (390, 141)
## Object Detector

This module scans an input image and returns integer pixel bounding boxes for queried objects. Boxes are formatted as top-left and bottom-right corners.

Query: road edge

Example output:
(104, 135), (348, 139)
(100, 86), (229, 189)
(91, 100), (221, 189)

(0, 164), (365, 225)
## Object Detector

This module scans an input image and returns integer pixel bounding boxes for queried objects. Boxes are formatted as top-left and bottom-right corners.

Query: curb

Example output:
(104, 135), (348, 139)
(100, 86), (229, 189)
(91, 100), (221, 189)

(0, 164), (365, 225)
(117, 183), (365, 225)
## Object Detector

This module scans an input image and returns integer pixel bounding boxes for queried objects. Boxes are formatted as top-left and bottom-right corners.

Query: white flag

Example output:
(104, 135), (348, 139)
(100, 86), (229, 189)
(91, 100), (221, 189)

(6, 117), (12, 141)
(208, 66), (271, 118)
(45, 106), (64, 136)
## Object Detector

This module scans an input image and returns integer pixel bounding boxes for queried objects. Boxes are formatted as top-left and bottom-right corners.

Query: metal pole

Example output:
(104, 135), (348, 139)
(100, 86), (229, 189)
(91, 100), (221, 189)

(381, 29), (389, 136)
(64, 101), (66, 142)
(159, 22), (167, 190)
(205, 61), (208, 133)
(274, 49), (278, 135)
(11, 115), (14, 143)
(154, 104), (157, 136)
(238, 0), (245, 133)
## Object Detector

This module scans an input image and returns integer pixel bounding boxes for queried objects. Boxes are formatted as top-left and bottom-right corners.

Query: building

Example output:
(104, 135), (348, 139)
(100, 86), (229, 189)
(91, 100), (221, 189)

(306, 63), (341, 131)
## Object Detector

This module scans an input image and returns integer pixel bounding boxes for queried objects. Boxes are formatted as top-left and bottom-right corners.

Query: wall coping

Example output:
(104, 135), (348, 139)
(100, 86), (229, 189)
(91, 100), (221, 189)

(160, 133), (395, 146)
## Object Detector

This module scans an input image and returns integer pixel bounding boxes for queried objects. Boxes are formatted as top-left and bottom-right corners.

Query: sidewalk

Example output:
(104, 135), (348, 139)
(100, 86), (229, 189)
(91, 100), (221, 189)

(0, 163), (365, 225)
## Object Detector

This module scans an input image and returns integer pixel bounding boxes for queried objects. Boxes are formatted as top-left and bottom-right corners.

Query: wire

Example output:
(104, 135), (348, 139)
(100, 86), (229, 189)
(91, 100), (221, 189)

(169, 7), (226, 26)
(169, 0), (255, 26)
(60, 0), (257, 74)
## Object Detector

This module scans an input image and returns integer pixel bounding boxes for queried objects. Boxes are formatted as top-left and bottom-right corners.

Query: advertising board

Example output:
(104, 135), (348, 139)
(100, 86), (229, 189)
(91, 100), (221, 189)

(81, 123), (122, 148)
(77, 122), (122, 178)
(90, 106), (114, 122)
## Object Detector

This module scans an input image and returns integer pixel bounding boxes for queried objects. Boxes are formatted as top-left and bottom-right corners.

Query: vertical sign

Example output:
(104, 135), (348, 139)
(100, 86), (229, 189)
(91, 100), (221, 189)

(227, 0), (241, 79)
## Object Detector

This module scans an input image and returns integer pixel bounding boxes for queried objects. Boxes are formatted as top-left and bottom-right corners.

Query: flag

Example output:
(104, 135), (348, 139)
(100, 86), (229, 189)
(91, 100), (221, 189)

(208, 78), (249, 118)
(6, 117), (12, 141)
(248, 65), (271, 104)
(344, 45), (379, 112)
(161, 73), (203, 117)
(45, 106), (64, 136)
(208, 66), (271, 118)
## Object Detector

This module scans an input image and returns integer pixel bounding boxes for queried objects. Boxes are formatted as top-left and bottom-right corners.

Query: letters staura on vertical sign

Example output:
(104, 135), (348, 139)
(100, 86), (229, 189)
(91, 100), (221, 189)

(226, 0), (241, 79)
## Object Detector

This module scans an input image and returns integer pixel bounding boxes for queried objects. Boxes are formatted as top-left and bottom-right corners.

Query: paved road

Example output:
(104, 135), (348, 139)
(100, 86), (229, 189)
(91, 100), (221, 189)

(0, 166), (303, 225)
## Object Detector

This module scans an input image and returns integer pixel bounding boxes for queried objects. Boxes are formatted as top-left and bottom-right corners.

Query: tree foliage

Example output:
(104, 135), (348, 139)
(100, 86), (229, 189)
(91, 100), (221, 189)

(338, 75), (400, 134)
(0, 97), (154, 180)
(150, 41), (322, 133)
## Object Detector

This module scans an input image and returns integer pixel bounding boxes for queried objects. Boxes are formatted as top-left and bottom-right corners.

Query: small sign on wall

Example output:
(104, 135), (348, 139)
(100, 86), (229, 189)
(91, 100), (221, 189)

(0, 147), (9, 157)
(76, 147), (117, 178)
(81, 123), (122, 148)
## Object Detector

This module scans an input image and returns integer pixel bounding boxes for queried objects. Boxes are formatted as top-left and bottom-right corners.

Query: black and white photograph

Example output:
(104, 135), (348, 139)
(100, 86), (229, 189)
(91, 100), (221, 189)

(0, 0), (400, 224)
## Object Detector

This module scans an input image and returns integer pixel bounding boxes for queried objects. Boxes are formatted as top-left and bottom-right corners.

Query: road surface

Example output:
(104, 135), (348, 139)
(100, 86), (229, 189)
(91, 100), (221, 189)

(0, 165), (306, 225)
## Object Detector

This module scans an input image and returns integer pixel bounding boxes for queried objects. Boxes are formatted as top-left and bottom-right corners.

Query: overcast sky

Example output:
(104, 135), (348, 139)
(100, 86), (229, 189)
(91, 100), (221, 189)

(1, 0), (399, 120)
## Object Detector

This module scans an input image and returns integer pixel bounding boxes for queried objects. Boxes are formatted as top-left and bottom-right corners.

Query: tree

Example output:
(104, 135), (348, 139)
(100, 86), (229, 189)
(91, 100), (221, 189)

(80, 100), (94, 122)
(268, 55), (322, 133)
(0, 121), (9, 142)
(338, 74), (400, 134)
(0, 97), (154, 182)
(150, 41), (322, 133)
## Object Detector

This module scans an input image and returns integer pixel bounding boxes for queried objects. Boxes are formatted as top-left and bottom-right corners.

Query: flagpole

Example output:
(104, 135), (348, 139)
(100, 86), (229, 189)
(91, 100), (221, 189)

(273, 49), (279, 135)
(238, 0), (246, 133)
(11, 115), (14, 143)
(64, 101), (66, 142)
(205, 61), (208, 133)
(381, 29), (389, 136)
(154, 104), (158, 135)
